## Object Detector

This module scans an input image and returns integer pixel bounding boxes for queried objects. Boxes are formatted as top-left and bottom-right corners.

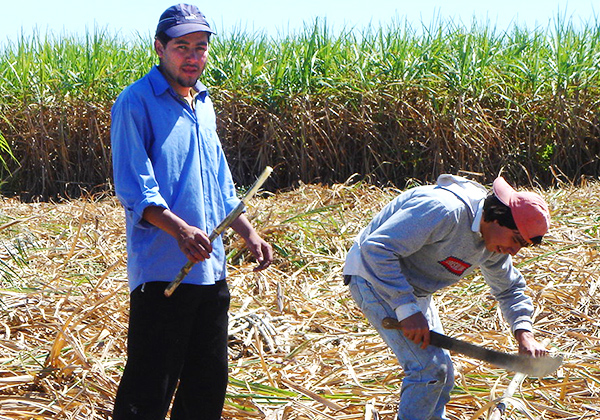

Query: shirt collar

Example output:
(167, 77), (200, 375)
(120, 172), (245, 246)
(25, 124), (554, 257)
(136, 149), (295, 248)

(472, 198), (485, 235)
(148, 66), (209, 99)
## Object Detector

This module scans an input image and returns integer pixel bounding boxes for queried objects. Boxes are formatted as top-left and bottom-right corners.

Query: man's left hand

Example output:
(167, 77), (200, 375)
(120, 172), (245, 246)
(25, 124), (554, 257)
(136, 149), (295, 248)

(515, 329), (548, 357)
(230, 214), (273, 271)
(246, 233), (273, 271)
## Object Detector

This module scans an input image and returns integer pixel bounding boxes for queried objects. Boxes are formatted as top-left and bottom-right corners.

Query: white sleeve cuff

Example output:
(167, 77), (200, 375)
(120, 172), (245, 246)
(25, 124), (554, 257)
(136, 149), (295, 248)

(512, 320), (533, 334)
(394, 303), (422, 322)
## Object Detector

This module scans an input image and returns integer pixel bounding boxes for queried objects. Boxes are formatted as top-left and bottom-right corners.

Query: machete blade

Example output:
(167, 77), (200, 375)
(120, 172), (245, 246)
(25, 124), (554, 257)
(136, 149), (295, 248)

(382, 317), (562, 377)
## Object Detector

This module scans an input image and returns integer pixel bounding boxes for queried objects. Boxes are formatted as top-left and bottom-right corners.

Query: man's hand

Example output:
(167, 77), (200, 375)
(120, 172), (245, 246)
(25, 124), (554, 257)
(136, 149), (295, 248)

(231, 214), (273, 271)
(400, 312), (430, 349)
(515, 329), (548, 357)
(244, 231), (273, 271)
(142, 206), (213, 263)
(176, 225), (212, 263)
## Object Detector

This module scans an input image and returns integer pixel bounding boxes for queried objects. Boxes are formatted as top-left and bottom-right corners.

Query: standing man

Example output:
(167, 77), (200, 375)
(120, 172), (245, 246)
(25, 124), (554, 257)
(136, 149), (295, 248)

(110, 4), (273, 419)
(343, 174), (550, 420)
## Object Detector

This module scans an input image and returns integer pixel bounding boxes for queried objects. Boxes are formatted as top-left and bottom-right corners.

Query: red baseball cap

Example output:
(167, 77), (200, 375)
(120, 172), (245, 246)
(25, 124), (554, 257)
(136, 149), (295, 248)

(492, 177), (550, 244)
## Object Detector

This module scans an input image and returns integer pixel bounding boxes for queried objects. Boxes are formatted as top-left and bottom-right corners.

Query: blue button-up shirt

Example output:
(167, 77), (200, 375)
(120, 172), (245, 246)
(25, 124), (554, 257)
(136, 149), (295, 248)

(111, 66), (241, 292)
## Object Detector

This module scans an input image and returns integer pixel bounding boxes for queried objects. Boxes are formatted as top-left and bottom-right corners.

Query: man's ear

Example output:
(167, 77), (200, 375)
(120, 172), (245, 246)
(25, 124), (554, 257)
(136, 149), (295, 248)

(154, 38), (165, 58)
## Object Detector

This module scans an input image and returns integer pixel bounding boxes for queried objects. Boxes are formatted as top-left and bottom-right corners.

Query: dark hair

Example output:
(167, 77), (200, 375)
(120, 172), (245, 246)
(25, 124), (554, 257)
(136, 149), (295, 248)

(482, 193), (544, 245)
(482, 193), (517, 230)
(155, 31), (212, 47)
(155, 32), (173, 47)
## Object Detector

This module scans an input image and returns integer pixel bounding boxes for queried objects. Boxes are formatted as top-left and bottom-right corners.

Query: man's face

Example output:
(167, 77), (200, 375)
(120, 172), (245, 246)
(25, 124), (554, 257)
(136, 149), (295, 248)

(481, 220), (528, 255)
(154, 31), (210, 96)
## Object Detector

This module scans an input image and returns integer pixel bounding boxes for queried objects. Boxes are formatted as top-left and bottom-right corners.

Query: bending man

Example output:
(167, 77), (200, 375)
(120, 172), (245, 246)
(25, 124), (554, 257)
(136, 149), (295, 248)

(343, 174), (550, 420)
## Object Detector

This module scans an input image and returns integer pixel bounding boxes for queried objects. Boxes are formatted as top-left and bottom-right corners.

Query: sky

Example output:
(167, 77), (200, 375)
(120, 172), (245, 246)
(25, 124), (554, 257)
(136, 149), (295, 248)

(0, 0), (598, 44)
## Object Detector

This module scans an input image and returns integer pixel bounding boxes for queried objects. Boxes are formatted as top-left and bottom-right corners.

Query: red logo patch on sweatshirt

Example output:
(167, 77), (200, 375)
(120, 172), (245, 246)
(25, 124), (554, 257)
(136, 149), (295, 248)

(439, 257), (471, 276)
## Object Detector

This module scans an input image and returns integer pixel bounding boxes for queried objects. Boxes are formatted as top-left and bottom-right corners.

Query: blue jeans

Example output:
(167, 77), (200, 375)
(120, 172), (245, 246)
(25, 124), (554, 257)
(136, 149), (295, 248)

(348, 275), (454, 420)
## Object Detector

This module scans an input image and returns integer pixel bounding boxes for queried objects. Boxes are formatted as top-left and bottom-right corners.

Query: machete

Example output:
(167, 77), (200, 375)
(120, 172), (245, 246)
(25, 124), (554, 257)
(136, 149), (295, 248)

(381, 317), (562, 377)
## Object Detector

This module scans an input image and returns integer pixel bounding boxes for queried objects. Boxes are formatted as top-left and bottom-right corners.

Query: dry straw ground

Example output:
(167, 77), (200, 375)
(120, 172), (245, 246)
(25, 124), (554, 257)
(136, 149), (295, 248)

(0, 178), (598, 419)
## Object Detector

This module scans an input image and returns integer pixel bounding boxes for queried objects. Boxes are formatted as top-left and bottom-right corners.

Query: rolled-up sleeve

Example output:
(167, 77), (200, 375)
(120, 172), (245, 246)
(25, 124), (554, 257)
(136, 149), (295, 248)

(111, 93), (168, 226)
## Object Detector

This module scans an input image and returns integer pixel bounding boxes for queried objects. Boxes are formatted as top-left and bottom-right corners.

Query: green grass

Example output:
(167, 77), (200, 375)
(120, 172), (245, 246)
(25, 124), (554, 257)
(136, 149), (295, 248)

(0, 28), (154, 104)
(1, 17), (597, 110)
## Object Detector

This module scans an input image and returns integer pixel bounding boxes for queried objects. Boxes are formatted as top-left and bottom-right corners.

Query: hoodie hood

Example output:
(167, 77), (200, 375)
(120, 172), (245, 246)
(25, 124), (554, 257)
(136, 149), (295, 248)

(436, 174), (488, 217)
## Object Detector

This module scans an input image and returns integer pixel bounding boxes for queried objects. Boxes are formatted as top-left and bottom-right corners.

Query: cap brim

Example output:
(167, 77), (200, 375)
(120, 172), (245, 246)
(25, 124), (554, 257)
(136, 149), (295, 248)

(164, 23), (216, 38)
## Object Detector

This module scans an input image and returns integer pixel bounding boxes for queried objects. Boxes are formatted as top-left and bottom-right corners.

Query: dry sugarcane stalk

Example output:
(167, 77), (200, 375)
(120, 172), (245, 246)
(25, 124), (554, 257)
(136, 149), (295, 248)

(365, 398), (380, 420)
(487, 372), (527, 420)
(488, 338), (552, 419)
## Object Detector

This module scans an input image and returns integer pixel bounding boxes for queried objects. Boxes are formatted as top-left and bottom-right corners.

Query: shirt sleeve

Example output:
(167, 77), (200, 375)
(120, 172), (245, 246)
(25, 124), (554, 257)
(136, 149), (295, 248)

(111, 93), (169, 227)
(357, 198), (458, 319)
(214, 138), (242, 215)
(481, 255), (534, 333)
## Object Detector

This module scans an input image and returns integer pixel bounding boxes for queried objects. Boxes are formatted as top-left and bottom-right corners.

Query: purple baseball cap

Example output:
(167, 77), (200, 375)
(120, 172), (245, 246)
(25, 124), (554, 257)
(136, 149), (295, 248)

(156, 4), (216, 38)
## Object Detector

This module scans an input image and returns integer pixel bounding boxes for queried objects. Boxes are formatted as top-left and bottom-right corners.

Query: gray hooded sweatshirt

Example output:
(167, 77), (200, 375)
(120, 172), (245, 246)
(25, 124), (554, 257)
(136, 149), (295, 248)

(343, 174), (534, 333)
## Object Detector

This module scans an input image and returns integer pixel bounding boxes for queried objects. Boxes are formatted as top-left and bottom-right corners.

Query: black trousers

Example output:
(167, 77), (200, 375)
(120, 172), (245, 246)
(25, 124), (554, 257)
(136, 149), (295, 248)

(112, 280), (230, 420)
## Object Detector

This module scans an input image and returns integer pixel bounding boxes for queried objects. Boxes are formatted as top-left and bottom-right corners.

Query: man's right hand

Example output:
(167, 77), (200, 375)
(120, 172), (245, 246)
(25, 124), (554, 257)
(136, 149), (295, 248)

(142, 206), (212, 262)
(400, 312), (430, 349)
(177, 225), (212, 263)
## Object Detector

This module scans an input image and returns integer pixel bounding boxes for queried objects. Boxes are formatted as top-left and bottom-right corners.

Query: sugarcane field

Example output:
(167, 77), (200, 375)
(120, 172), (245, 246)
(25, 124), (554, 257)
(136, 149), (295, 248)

(1, 12), (600, 420)
(0, 177), (597, 419)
